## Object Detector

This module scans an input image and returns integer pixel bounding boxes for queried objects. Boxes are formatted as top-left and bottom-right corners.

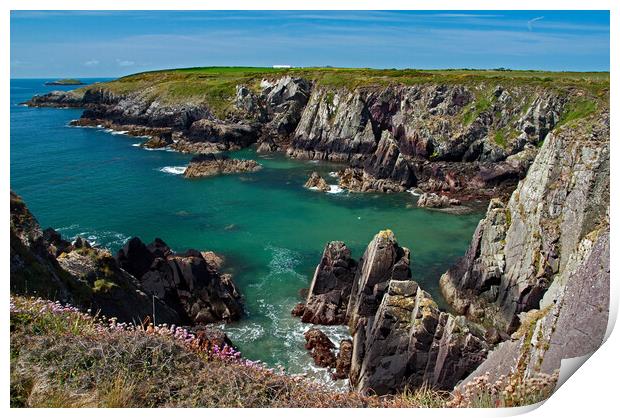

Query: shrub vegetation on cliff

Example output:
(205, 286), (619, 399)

(10, 295), (557, 408)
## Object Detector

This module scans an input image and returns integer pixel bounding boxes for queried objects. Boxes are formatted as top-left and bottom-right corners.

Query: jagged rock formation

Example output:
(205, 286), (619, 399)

(10, 192), (243, 326)
(295, 230), (489, 394)
(24, 74), (586, 201)
(350, 279), (488, 394)
(440, 113), (610, 333)
(10, 191), (181, 324)
(304, 172), (330, 192)
(346, 230), (412, 330)
(437, 112), (609, 393)
(116, 237), (243, 324)
(184, 153), (261, 178)
(297, 241), (357, 324)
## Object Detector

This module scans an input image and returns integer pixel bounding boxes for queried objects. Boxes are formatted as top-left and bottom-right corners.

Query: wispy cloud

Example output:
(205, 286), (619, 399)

(116, 59), (135, 67)
(84, 59), (99, 67)
(527, 16), (545, 31)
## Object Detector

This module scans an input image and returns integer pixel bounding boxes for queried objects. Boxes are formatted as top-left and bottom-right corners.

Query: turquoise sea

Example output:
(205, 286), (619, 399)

(10, 79), (483, 384)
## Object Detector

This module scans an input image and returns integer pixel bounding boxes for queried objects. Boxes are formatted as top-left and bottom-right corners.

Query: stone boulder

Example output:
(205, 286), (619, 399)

(304, 328), (337, 368)
(304, 172), (330, 192)
(417, 192), (451, 208)
(184, 153), (262, 178)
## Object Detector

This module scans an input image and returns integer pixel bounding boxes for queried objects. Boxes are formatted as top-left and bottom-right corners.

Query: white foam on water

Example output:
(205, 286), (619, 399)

(63, 228), (130, 249)
(159, 166), (186, 175)
(326, 185), (344, 194)
(222, 322), (266, 343)
(131, 143), (141, 147)
(407, 188), (422, 196)
(328, 171), (339, 178)
(110, 130), (129, 135)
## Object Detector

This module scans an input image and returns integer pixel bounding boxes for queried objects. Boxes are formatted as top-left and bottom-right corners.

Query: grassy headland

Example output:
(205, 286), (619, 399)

(76, 67), (609, 119)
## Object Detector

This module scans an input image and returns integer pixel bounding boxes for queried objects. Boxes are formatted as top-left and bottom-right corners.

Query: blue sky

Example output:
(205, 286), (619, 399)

(10, 10), (610, 78)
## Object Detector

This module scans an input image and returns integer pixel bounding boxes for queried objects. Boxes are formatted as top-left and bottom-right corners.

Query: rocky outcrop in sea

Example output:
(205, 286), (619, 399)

(304, 172), (330, 192)
(184, 153), (262, 178)
(10, 191), (243, 326)
(294, 230), (489, 395)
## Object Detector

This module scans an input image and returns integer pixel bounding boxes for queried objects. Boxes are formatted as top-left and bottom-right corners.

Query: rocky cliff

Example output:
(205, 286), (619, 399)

(437, 110), (609, 393)
(439, 112), (609, 334)
(25, 69), (604, 202)
(10, 192), (242, 326)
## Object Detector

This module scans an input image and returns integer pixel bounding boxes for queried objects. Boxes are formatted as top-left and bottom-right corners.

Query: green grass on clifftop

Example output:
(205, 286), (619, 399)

(77, 67), (609, 119)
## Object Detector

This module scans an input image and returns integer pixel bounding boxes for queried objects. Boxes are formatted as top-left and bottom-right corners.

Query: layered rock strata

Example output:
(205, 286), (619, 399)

(439, 112), (610, 334)
(435, 112), (609, 395)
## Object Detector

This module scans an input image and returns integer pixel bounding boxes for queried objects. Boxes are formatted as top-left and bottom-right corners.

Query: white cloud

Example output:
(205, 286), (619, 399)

(116, 59), (135, 67)
(84, 59), (99, 66)
(527, 16), (545, 31)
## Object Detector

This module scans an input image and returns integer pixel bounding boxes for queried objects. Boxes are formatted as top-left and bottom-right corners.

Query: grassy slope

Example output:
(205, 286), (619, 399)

(77, 67), (609, 119)
(10, 295), (556, 408)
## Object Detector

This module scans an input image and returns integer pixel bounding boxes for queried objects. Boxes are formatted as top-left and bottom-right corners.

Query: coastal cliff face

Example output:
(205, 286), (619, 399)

(439, 113), (609, 333)
(437, 111), (609, 392)
(10, 192), (242, 326)
(25, 70), (598, 202)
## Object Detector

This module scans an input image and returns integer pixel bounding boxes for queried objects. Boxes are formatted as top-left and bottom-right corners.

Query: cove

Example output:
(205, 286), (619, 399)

(10, 79), (483, 384)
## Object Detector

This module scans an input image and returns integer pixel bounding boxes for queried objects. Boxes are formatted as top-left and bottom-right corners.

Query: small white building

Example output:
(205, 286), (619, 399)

(272, 65), (292, 69)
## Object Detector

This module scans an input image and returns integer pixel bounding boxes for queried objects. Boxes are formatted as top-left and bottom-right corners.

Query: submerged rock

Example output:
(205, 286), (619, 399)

(184, 153), (262, 178)
(304, 172), (330, 192)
